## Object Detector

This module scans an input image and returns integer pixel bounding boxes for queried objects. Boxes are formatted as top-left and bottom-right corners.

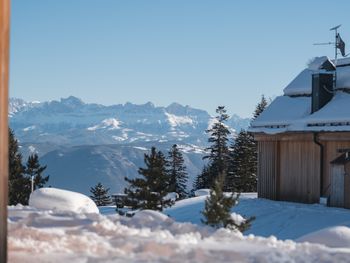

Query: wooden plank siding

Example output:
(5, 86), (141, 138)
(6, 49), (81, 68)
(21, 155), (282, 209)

(0, 0), (10, 261)
(255, 132), (350, 206)
(257, 141), (279, 200)
(279, 140), (320, 203)
(255, 133), (321, 204)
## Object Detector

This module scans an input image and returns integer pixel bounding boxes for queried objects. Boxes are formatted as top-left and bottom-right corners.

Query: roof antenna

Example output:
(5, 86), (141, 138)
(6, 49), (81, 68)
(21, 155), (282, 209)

(313, 24), (346, 65)
(330, 25), (342, 64)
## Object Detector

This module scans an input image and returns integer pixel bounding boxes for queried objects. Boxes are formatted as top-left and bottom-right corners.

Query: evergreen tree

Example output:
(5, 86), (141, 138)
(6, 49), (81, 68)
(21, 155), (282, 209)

(225, 96), (268, 192)
(192, 164), (210, 191)
(124, 147), (173, 211)
(252, 95), (268, 121)
(167, 144), (188, 199)
(90, 182), (112, 206)
(25, 153), (49, 191)
(8, 129), (30, 205)
(198, 106), (231, 188)
(225, 130), (257, 192)
(202, 172), (254, 231)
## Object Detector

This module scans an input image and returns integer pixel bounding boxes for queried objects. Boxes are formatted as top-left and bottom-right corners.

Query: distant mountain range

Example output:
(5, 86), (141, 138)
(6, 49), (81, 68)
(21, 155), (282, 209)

(9, 96), (251, 194)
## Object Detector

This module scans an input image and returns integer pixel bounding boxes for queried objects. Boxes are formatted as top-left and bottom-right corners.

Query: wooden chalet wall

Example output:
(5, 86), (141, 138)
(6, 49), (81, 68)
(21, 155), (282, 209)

(256, 132), (350, 207)
(278, 136), (320, 203)
(257, 139), (279, 200)
(255, 133), (320, 204)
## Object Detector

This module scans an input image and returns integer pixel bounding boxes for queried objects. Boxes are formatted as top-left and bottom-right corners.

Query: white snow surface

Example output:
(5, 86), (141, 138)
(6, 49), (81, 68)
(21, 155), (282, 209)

(87, 118), (121, 131)
(335, 66), (350, 89)
(9, 193), (350, 262)
(283, 57), (350, 96)
(250, 95), (310, 128)
(283, 68), (315, 96)
(194, 189), (211, 196)
(251, 92), (350, 133)
(165, 112), (194, 127)
(29, 187), (99, 214)
(298, 226), (350, 248)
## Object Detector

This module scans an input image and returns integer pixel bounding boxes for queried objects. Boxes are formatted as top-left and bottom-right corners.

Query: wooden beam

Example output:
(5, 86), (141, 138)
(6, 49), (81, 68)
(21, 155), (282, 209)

(0, 0), (10, 261)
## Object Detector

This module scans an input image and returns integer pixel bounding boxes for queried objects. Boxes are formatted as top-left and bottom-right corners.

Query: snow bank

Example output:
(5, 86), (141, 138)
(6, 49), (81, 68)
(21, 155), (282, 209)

(298, 226), (350, 248)
(164, 192), (179, 201)
(194, 189), (210, 196)
(8, 204), (350, 263)
(29, 187), (99, 214)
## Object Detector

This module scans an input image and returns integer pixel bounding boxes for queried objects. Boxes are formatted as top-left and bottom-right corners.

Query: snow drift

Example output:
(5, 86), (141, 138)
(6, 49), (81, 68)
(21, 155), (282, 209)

(29, 187), (99, 214)
(298, 226), (350, 248)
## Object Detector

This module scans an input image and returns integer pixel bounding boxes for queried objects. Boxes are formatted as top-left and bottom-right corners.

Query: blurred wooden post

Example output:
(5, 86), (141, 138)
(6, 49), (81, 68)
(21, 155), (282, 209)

(0, 0), (10, 262)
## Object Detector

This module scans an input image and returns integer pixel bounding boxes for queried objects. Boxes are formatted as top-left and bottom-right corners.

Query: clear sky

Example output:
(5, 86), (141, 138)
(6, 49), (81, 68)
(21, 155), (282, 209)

(9, 0), (350, 117)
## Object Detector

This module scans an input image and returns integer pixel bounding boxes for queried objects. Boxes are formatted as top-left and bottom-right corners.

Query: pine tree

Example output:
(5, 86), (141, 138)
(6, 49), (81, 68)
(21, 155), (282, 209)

(192, 165), (210, 191)
(225, 95), (268, 192)
(225, 130), (257, 192)
(124, 147), (174, 211)
(8, 129), (30, 205)
(202, 172), (254, 231)
(167, 144), (188, 199)
(198, 106), (231, 188)
(90, 182), (112, 206)
(252, 95), (268, 121)
(25, 153), (49, 191)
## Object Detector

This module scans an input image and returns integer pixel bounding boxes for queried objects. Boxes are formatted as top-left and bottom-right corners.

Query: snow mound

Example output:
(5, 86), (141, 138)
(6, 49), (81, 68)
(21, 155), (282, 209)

(231, 212), (246, 226)
(133, 209), (170, 223)
(298, 226), (350, 248)
(194, 189), (210, 196)
(164, 192), (179, 201)
(29, 187), (99, 214)
(9, 205), (350, 262)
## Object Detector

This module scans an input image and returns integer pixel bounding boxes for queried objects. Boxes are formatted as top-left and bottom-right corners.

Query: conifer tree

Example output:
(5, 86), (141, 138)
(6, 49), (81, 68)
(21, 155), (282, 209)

(202, 172), (254, 231)
(252, 95), (268, 121)
(8, 129), (30, 205)
(198, 106), (231, 188)
(192, 164), (210, 191)
(124, 147), (173, 211)
(167, 144), (188, 199)
(225, 95), (268, 192)
(225, 130), (257, 192)
(25, 153), (49, 191)
(90, 182), (112, 206)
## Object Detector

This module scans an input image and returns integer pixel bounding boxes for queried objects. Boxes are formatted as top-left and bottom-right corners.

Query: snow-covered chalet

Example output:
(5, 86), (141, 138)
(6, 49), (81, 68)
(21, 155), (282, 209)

(250, 56), (350, 208)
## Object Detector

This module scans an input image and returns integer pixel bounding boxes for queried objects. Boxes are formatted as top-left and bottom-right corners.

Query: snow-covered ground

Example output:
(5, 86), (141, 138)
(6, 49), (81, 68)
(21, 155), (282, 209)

(8, 190), (350, 262)
(166, 193), (350, 240)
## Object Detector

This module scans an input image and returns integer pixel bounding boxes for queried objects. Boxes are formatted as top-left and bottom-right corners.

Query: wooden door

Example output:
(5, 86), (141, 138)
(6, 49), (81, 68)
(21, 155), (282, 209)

(344, 163), (350, 209)
(330, 165), (345, 207)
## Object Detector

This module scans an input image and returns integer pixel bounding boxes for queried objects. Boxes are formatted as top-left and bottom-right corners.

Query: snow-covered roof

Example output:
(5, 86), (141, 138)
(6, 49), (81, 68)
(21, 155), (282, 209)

(283, 57), (350, 96)
(283, 69), (315, 96)
(252, 55), (350, 134)
(252, 96), (310, 128)
(250, 92), (350, 134)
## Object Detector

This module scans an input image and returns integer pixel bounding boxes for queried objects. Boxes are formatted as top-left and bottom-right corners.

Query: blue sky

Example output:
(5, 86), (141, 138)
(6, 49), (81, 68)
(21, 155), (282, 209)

(9, 0), (350, 117)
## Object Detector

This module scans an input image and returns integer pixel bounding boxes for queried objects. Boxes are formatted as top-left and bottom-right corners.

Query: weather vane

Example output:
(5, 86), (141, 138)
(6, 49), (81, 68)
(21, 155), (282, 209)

(313, 24), (347, 65)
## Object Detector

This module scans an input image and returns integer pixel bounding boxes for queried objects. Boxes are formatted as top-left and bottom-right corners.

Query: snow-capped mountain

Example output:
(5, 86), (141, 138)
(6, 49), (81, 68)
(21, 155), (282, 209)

(10, 96), (251, 194)
(9, 96), (250, 146)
